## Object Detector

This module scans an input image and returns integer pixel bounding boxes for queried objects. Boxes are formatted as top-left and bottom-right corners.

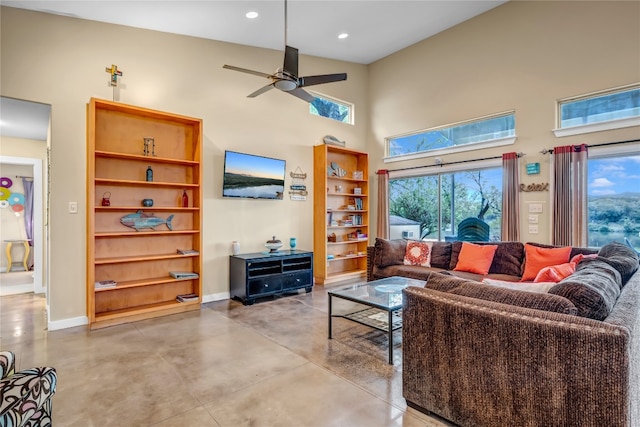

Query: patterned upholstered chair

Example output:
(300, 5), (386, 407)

(0, 351), (57, 427)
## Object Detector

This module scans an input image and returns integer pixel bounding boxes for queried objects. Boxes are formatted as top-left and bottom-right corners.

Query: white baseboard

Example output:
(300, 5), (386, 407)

(203, 292), (230, 303)
(46, 293), (231, 331)
(48, 315), (88, 331)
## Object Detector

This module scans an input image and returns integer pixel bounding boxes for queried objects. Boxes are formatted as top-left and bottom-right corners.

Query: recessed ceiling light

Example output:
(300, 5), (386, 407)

(338, 33), (349, 39)
(246, 11), (259, 19)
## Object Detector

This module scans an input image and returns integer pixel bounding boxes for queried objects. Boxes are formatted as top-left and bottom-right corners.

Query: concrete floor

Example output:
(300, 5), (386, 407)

(0, 286), (453, 427)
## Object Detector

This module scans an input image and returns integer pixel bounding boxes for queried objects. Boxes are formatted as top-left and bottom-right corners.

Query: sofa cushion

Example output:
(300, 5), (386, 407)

(597, 241), (639, 285)
(449, 241), (524, 277)
(548, 258), (622, 320)
(449, 282), (578, 315)
(423, 271), (477, 292)
(373, 264), (447, 282)
(430, 242), (453, 270)
(403, 241), (433, 267)
(453, 242), (498, 275)
(374, 238), (406, 267)
(521, 244), (572, 281)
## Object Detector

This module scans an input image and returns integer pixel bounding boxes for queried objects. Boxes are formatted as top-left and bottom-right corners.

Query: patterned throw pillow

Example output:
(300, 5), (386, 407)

(403, 241), (433, 267)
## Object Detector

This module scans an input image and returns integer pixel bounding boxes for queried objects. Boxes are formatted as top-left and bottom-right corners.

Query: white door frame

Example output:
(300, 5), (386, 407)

(0, 155), (45, 294)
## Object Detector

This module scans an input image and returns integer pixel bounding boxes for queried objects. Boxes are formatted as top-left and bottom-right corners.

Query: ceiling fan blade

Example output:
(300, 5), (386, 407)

(299, 73), (348, 87)
(223, 64), (273, 79)
(288, 87), (316, 103)
(283, 45), (299, 78)
(247, 84), (275, 98)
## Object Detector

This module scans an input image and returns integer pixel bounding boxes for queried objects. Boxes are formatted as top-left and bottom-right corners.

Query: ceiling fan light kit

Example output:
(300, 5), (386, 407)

(223, 0), (347, 102)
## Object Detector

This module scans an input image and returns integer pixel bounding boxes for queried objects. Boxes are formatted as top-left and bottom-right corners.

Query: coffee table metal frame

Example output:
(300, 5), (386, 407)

(327, 276), (425, 364)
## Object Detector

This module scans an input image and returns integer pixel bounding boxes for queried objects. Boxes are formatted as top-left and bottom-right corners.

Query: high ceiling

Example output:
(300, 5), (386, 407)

(2, 0), (507, 64)
(1, 1), (507, 141)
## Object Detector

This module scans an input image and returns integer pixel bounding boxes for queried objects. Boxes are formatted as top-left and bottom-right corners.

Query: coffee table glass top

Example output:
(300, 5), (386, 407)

(328, 276), (426, 311)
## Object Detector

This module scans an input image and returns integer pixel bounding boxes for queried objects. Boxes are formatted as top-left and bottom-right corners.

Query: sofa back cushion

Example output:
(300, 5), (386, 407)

(449, 241), (525, 277)
(374, 238), (406, 267)
(548, 258), (622, 320)
(374, 238), (452, 269)
(423, 271), (578, 315)
(598, 241), (639, 285)
(449, 283), (578, 315)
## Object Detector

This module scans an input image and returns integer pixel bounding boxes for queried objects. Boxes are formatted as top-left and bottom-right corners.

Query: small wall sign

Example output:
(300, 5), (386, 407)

(526, 163), (540, 175)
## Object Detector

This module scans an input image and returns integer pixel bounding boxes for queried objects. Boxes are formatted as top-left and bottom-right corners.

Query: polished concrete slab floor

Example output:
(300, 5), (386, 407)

(0, 286), (454, 427)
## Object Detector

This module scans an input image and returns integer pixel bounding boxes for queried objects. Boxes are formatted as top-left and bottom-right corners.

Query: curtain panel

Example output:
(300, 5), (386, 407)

(376, 170), (389, 239)
(552, 144), (588, 246)
(501, 152), (520, 242)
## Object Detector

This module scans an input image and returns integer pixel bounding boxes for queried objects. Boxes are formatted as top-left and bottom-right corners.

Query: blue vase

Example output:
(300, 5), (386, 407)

(290, 237), (297, 250)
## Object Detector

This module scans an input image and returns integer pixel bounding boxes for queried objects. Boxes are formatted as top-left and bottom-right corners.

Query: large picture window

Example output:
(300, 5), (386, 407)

(587, 152), (640, 248)
(386, 112), (515, 160)
(389, 167), (502, 241)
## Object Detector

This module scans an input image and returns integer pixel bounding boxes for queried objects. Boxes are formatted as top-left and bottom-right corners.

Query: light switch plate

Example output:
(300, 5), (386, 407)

(528, 225), (539, 234)
(68, 202), (78, 214)
(528, 203), (543, 213)
(528, 214), (539, 224)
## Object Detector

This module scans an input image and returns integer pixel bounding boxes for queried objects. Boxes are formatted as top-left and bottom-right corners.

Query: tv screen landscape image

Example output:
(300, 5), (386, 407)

(223, 151), (286, 200)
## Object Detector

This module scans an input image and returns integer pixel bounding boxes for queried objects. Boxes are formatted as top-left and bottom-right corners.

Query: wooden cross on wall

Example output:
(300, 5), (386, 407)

(105, 64), (124, 101)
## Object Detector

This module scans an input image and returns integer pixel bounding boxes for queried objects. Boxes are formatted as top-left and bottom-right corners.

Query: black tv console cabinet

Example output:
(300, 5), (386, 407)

(229, 250), (314, 305)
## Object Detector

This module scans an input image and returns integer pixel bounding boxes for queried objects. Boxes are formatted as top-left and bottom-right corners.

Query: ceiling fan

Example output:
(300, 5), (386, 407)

(222, 0), (347, 102)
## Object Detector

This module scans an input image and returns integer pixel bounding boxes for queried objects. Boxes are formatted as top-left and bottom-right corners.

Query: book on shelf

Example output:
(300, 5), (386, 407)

(177, 249), (199, 255)
(176, 293), (199, 303)
(169, 271), (200, 279)
(95, 280), (117, 289)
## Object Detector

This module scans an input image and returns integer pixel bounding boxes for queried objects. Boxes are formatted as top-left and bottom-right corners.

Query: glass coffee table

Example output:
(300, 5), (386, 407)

(328, 276), (426, 364)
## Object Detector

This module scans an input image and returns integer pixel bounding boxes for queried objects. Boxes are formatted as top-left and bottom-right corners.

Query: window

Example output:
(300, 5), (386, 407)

(555, 84), (640, 137)
(587, 151), (640, 248)
(386, 112), (515, 160)
(389, 166), (502, 242)
(309, 93), (353, 124)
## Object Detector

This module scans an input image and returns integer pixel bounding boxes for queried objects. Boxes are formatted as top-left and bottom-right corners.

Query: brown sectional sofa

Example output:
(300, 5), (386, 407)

(367, 238), (640, 427)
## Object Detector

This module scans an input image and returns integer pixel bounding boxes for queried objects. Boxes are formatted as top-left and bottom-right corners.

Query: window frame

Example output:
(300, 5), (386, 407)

(553, 83), (640, 138)
(388, 158), (503, 242)
(586, 143), (640, 248)
(308, 91), (354, 125)
(384, 111), (516, 163)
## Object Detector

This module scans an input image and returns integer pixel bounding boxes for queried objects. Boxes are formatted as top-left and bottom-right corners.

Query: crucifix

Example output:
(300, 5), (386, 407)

(105, 64), (123, 101)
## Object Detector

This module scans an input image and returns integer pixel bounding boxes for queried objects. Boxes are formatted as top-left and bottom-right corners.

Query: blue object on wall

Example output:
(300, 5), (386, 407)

(526, 163), (540, 175)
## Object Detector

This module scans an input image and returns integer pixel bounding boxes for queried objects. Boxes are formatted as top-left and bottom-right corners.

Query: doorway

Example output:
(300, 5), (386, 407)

(0, 97), (50, 296)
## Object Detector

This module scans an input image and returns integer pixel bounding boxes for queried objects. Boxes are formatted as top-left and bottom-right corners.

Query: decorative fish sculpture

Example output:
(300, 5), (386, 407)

(120, 210), (173, 231)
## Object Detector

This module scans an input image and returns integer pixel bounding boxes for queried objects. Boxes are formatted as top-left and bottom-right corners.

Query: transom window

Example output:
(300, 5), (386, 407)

(386, 112), (515, 160)
(559, 85), (640, 129)
(309, 92), (353, 124)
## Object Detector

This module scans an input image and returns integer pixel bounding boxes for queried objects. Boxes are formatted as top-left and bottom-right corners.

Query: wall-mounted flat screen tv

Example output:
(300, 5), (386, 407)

(223, 150), (286, 200)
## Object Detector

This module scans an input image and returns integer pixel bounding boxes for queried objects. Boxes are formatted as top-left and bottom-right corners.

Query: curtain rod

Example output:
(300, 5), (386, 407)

(15, 175), (33, 179)
(379, 152), (524, 174)
(540, 138), (640, 154)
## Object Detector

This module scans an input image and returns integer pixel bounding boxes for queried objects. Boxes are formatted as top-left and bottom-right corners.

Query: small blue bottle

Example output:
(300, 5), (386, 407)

(146, 166), (153, 182)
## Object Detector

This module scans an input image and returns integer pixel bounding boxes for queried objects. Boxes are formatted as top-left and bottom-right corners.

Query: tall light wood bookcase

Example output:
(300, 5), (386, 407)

(313, 145), (369, 285)
(86, 98), (202, 329)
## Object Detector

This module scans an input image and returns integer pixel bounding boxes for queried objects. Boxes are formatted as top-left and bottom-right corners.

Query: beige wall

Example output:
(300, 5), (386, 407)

(2, 1), (639, 327)
(1, 6), (368, 325)
(368, 0), (640, 242)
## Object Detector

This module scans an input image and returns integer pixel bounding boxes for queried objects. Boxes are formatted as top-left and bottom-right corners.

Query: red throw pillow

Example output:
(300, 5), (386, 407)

(453, 242), (498, 275)
(534, 262), (576, 283)
(403, 241), (433, 267)
(521, 244), (572, 282)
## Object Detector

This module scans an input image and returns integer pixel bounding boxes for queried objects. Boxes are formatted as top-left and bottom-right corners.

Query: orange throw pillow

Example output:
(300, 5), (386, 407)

(534, 262), (576, 283)
(521, 244), (572, 282)
(403, 241), (433, 267)
(453, 242), (498, 275)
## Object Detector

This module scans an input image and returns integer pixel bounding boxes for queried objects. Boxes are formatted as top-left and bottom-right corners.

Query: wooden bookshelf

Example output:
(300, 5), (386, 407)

(86, 98), (202, 329)
(313, 145), (369, 285)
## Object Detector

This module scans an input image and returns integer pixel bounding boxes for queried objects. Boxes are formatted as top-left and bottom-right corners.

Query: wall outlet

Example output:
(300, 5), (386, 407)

(68, 202), (78, 214)
(528, 224), (539, 234)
